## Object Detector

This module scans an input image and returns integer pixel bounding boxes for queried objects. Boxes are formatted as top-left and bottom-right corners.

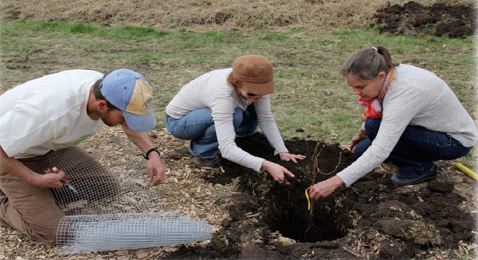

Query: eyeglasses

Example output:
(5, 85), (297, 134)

(238, 81), (259, 97)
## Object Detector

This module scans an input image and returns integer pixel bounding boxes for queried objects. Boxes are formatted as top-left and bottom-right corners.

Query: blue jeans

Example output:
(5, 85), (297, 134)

(354, 118), (472, 178)
(165, 105), (258, 159)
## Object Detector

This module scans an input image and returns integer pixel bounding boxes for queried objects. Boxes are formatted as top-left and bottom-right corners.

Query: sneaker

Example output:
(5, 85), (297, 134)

(192, 157), (220, 168)
(391, 164), (438, 186)
(187, 147), (219, 168)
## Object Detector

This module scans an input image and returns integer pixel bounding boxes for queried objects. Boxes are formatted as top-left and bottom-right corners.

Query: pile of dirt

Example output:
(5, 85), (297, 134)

(165, 135), (475, 259)
(374, 1), (476, 38)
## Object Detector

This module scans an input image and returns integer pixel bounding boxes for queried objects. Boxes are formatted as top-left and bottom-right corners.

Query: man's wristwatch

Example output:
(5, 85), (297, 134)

(143, 147), (160, 160)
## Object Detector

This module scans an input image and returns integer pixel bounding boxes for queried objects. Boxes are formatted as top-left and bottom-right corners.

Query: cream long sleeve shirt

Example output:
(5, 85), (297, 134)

(166, 68), (289, 172)
(337, 64), (478, 186)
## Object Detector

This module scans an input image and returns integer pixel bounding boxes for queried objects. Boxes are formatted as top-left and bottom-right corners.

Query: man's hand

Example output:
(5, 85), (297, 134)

(146, 152), (166, 186)
(0, 145), (65, 188)
(279, 152), (306, 163)
(262, 160), (295, 184)
(309, 176), (344, 200)
(30, 170), (65, 189)
(121, 126), (167, 186)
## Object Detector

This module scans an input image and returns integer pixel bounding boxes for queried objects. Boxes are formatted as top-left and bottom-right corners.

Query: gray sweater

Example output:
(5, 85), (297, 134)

(337, 64), (478, 186)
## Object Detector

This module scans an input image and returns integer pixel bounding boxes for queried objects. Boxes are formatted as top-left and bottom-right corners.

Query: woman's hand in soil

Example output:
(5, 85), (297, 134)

(279, 152), (306, 163)
(262, 160), (295, 184)
(309, 176), (344, 200)
(348, 128), (367, 151)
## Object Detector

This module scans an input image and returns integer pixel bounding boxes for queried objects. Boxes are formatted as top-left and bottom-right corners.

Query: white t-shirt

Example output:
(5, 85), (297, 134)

(0, 70), (104, 159)
(166, 68), (288, 172)
(337, 64), (478, 186)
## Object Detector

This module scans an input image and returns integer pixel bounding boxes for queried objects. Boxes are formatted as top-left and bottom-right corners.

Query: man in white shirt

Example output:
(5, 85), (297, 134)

(0, 69), (166, 246)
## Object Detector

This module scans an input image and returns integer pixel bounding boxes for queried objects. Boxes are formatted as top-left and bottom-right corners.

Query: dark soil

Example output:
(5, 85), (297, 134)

(373, 1), (476, 38)
(164, 135), (475, 259)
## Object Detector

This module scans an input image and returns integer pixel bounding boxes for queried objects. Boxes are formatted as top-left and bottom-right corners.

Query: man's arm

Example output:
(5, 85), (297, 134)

(121, 125), (166, 186)
(0, 145), (64, 188)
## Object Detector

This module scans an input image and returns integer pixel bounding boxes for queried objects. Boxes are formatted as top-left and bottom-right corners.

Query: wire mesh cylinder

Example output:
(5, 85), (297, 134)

(57, 212), (212, 254)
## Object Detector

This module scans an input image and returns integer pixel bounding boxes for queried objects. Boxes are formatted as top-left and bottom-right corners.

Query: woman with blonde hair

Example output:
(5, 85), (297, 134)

(165, 55), (305, 184)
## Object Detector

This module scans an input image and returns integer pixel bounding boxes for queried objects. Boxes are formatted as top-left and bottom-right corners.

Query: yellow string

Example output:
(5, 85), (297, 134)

(305, 186), (312, 211)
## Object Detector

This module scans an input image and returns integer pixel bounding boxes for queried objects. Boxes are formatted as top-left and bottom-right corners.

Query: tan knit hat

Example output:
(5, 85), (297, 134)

(232, 55), (274, 95)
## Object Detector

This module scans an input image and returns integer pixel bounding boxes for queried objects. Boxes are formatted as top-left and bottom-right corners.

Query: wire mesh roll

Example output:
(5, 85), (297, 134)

(57, 212), (212, 254)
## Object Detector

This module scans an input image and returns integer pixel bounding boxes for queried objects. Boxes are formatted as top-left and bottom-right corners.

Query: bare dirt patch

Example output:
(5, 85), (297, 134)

(164, 135), (477, 259)
(374, 1), (477, 38)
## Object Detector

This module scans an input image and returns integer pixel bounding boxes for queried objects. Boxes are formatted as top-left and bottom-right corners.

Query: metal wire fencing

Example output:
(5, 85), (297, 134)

(36, 147), (211, 254)
(56, 212), (212, 254)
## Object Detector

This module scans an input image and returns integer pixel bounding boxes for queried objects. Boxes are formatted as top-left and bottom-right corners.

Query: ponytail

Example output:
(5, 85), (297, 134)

(341, 46), (399, 80)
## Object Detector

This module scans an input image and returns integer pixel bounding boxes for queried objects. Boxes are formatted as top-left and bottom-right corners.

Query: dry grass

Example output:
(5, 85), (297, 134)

(0, 0), (474, 31)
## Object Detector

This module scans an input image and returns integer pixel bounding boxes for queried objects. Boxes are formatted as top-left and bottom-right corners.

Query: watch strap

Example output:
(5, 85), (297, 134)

(143, 147), (160, 160)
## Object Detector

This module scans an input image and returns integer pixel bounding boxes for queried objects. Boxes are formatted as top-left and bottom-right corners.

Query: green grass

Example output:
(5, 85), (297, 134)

(0, 20), (169, 41)
(0, 20), (475, 163)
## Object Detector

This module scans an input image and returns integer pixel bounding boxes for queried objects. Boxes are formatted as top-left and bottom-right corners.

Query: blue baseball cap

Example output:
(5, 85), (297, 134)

(100, 69), (156, 132)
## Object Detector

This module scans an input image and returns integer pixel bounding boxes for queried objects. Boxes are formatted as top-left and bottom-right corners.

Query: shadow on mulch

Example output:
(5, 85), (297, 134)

(165, 134), (474, 259)
(373, 1), (476, 38)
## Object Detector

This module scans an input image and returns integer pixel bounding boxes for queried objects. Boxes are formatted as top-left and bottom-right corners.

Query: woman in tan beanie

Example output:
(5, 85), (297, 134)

(165, 55), (305, 183)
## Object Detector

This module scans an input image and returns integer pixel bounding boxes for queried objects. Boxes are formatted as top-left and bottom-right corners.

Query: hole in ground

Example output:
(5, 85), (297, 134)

(259, 182), (351, 242)
(216, 135), (357, 243)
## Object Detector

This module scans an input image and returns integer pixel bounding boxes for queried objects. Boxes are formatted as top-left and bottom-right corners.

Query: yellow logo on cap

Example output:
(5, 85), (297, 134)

(126, 79), (153, 115)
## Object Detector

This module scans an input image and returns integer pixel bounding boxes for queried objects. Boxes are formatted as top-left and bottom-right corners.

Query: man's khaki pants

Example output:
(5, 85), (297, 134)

(0, 147), (120, 246)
